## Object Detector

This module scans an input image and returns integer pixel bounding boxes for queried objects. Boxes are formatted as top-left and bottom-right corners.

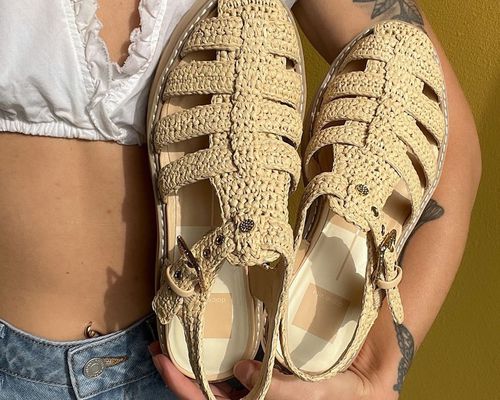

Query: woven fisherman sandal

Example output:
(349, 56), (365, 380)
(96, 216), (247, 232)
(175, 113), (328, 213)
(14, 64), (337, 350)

(146, 0), (305, 398)
(277, 20), (448, 381)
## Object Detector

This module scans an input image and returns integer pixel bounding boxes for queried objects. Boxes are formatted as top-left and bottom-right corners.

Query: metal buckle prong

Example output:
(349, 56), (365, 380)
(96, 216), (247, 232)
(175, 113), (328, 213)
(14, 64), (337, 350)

(177, 235), (206, 291)
(371, 229), (397, 284)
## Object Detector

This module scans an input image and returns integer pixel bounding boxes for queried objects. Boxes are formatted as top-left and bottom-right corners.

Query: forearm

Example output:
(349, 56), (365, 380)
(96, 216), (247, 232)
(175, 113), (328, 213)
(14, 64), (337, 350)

(293, 0), (427, 63)
(294, 0), (482, 396)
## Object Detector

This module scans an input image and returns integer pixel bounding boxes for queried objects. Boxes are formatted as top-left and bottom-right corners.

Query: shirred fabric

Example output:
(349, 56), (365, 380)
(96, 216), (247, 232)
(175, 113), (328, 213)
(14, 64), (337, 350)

(0, 0), (297, 145)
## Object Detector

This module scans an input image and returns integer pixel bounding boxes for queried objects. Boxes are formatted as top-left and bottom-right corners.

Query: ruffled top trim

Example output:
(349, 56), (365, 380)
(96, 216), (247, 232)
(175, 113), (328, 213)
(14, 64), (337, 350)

(70, 0), (166, 144)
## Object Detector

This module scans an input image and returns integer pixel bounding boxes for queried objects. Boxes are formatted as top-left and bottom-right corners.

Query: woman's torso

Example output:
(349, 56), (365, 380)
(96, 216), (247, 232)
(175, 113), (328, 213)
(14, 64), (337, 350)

(0, 0), (157, 340)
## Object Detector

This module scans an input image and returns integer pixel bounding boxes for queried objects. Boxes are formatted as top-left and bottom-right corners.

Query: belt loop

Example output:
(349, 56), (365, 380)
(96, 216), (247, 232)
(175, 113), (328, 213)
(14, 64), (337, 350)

(0, 324), (5, 339)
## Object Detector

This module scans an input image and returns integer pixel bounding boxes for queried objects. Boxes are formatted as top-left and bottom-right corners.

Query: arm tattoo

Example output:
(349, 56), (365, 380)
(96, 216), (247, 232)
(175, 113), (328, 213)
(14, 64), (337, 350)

(393, 199), (444, 393)
(353, 0), (424, 28)
(391, 199), (444, 392)
(393, 322), (415, 393)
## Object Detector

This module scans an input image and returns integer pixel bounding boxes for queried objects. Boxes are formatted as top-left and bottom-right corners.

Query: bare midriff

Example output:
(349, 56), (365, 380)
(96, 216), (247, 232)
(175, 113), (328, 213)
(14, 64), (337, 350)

(0, 134), (157, 340)
(0, 0), (157, 340)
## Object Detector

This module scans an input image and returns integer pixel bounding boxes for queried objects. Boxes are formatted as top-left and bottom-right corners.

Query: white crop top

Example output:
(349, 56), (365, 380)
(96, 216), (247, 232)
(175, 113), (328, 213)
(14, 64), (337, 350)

(0, 0), (297, 146)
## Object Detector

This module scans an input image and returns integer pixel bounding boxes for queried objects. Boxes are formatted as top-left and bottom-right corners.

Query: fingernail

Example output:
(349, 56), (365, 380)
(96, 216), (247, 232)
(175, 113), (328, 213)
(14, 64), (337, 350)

(233, 361), (257, 389)
(152, 356), (164, 375)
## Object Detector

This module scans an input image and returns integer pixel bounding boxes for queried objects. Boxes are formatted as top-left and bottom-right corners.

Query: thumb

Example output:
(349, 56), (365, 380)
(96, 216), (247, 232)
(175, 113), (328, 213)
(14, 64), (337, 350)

(233, 360), (260, 390)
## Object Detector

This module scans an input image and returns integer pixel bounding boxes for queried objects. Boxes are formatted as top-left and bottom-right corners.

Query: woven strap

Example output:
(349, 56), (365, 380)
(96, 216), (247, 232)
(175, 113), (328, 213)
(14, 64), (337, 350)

(152, 0), (303, 398)
(154, 100), (302, 151)
(164, 60), (302, 107)
(182, 16), (301, 62)
(283, 21), (446, 381)
(158, 138), (301, 197)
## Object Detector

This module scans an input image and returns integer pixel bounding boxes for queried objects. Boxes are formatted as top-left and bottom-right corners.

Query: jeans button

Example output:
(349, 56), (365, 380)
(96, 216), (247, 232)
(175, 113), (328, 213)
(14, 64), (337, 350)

(83, 358), (105, 378)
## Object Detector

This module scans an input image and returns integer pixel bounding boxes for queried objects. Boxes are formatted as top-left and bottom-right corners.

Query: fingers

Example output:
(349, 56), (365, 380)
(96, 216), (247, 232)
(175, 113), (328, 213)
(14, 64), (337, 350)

(149, 343), (366, 400)
(149, 341), (233, 400)
(234, 360), (324, 400)
(152, 352), (207, 400)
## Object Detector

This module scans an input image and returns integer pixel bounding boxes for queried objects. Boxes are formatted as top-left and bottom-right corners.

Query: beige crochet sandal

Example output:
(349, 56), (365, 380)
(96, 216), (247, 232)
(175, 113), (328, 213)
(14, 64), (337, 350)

(146, 0), (305, 398)
(277, 20), (448, 380)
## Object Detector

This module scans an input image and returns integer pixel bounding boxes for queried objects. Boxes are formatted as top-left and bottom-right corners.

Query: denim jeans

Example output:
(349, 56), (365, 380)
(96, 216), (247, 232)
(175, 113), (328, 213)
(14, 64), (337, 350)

(0, 314), (177, 400)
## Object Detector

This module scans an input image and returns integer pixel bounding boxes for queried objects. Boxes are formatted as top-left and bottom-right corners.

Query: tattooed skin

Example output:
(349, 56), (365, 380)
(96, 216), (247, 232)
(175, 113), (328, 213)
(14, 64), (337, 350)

(353, 0), (424, 28)
(393, 323), (415, 392)
(392, 199), (445, 393)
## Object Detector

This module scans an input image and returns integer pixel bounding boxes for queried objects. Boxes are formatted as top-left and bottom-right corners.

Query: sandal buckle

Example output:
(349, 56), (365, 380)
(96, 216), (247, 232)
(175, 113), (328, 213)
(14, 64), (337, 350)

(371, 229), (397, 285)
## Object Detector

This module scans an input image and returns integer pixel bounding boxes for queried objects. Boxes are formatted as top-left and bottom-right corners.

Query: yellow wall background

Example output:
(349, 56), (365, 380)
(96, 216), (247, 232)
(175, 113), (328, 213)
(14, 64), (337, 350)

(299, 1), (500, 398)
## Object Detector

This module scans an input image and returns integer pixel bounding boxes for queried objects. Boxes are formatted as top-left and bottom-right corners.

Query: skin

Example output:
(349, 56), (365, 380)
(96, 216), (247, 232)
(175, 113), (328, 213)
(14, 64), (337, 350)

(0, 0), (156, 340)
(151, 0), (482, 399)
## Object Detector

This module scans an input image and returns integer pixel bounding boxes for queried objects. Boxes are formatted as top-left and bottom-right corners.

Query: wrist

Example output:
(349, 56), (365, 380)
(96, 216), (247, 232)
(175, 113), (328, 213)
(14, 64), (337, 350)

(350, 309), (410, 399)
(351, 337), (400, 399)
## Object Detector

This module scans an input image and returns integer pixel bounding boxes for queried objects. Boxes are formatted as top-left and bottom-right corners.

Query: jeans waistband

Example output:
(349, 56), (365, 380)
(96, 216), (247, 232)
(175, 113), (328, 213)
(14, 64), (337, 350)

(0, 314), (158, 400)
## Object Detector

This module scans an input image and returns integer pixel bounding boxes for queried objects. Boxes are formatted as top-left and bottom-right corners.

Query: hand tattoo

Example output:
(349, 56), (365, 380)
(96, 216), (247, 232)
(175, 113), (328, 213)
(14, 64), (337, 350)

(393, 322), (415, 393)
(392, 199), (444, 392)
(353, 0), (424, 28)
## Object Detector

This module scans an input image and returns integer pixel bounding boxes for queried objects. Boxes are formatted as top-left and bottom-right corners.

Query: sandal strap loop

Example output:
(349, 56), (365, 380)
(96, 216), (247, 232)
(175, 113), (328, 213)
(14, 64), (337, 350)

(376, 265), (403, 289)
(369, 224), (404, 323)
